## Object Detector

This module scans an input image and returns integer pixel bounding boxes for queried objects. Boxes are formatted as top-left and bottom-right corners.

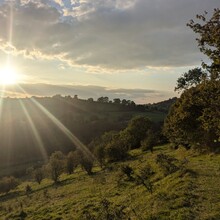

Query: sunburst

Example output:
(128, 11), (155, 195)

(0, 66), (19, 85)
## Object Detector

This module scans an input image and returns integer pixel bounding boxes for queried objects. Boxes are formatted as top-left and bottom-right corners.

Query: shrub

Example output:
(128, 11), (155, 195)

(77, 151), (94, 175)
(141, 130), (157, 152)
(120, 165), (133, 180)
(48, 151), (65, 183)
(33, 167), (44, 184)
(66, 151), (79, 174)
(25, 184), (32, 195)
(0, 176), (19, 194)
(105, 137), (128, 162)
(121, 116), (153, 149)
(94, 145), (105, 168)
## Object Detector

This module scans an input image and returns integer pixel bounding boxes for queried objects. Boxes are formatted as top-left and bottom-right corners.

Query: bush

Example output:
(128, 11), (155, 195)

(121, 165), (133, 180)
(121, 116), (153, 149)
(77, 151), (94, 175)
(48, 151), (65, 183)
(0, 176), (19, 194)
(105, 136), (128, 162)
(33, 167), (44, 184)
(141, 130), (157, 152)
(94, 145), (105, 168)
(25, 184), (32, 194)
(66, 151), (79, 174)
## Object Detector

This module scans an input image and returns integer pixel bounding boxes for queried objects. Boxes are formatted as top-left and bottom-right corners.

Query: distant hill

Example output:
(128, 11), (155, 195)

(0, 96), (175, 177)
(145, 97), (177, 113)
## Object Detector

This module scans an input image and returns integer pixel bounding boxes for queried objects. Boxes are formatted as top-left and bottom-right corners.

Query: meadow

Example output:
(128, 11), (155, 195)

(1, 145), (220, 220)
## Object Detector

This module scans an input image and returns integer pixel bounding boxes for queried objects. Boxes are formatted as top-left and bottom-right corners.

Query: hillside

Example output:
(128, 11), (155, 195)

(0, 96), (172, 177)
(0, 145), (219, 219)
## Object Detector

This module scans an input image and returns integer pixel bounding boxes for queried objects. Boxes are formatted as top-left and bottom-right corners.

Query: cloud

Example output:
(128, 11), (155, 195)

(0, 0), (219, 70)
(1, 83), (176, 103)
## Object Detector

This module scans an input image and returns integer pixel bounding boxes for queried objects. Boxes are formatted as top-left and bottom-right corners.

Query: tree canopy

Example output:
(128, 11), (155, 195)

(174, 68), (207, 92)
(164, 8), (220, 151)
(187, 8), (220, 79)
(164, 80), (220, 150)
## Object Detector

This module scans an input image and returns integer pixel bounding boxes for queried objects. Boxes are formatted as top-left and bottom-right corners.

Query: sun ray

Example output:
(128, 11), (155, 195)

(19, 100), (48, 162)
(16, 85), (95, 160)
(6, 1), (14, 70)
(8, 1), (14, 44)
(31, 98), (95, 159)
(0, 85), (6, 121)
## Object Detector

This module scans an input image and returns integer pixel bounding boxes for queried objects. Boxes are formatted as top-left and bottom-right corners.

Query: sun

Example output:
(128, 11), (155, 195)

(0, 66), (19, 85)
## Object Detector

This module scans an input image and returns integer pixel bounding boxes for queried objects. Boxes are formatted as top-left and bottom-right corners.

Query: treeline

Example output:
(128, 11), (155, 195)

(0, 95), (172, 175)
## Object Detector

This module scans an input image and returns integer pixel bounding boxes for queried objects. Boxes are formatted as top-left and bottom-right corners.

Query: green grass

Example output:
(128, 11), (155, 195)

(0, 145), (220, 219)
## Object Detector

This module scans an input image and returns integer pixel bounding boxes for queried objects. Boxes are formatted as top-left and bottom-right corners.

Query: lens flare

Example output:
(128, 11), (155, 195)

(0, 66), (18, 85)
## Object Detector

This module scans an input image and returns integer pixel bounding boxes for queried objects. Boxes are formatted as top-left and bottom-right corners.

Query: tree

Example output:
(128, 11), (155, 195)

(121, 116), (153, 149)
(66, 151), (79, 175)
(121, 99), (128, 106)
(33, 167), (44, 184)
(175, 68), (207, 92)
(113, 98), (121, 104)
(105, 135), (129, 162)
(77, 151), (94, 175)
(187, 8), (220, 80)
(164, 80), (220, 151)
(48, 151), (65, 183)
(141, 130), (157, 153)
(164, 9), (220, 152)
(97, 96), (109, 103)
(87, 97), (94, 102)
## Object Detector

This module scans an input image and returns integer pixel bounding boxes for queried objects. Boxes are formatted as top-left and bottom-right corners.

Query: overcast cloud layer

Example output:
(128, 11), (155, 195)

(0, 0), (219, 71)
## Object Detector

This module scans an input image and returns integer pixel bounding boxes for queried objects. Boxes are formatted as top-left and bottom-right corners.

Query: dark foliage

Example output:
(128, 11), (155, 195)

(187, 8), (220, 80)
(33, 167), (44, 184)
(164, 8), (220, 152)
(0, 176), (19, 194)
(175, 68), (207, 92)
(164, 81), (220, 151)
(120, 165), (133, 180)
(66, 151), (79, 174)
(77, 151), (94, 175)
(48, 151), (65, 183)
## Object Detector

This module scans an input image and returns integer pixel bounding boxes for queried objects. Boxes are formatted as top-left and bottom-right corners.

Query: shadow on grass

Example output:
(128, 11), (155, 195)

(0, 191), (21, 202)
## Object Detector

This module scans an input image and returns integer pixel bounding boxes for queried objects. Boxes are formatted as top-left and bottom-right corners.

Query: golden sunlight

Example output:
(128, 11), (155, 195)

(0, 66), (19, 85)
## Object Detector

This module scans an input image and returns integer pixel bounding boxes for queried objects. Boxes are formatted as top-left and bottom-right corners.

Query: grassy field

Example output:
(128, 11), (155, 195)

(0, 145), (219, 220)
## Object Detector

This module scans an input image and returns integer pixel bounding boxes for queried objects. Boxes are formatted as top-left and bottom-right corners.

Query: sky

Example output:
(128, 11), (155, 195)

(0, 0), (219, 103)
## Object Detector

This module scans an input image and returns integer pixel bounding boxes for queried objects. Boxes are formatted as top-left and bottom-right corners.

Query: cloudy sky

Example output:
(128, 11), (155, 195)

(0, 0), (219, 103)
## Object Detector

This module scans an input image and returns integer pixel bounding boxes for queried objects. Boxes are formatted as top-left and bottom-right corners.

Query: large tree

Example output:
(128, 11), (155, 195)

(164, 80), (220, 150)
(187, 8), (220, 79)
(164, 9), (220, 151)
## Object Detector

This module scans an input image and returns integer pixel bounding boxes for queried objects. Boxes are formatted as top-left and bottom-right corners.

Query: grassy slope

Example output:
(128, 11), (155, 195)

(0, 145), (220, 220)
